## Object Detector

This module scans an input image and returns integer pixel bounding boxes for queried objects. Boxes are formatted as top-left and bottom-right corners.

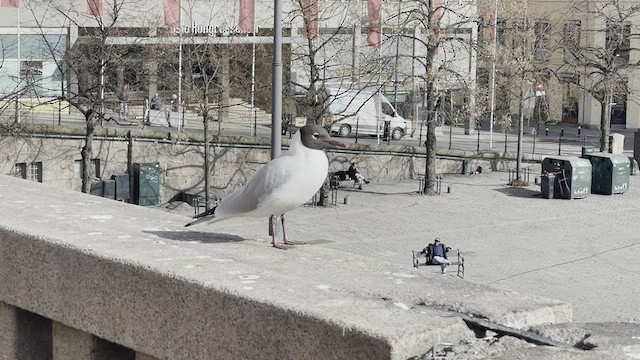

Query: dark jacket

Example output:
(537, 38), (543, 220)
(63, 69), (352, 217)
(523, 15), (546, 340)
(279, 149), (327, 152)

(424, 243), (448, 264)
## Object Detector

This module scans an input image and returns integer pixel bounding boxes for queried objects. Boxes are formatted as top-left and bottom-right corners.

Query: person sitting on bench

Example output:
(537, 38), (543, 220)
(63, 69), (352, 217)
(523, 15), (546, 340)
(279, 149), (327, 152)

(348, 163), (370, 190)
(424, 238), (451, 275)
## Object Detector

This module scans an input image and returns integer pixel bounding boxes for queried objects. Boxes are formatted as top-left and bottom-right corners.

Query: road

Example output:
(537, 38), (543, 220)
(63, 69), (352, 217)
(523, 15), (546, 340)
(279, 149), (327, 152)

(9, 112), (637, 157)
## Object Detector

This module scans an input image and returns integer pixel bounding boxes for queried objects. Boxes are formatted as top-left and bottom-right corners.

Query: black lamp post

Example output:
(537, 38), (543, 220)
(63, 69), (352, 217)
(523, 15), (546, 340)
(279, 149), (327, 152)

(558, 127), (564, 155)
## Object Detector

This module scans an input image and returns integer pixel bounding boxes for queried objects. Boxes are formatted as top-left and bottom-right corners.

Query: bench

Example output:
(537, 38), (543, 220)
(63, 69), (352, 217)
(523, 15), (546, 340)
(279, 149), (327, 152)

(412, 249), (465, 278)
(329, 171), (361, 189)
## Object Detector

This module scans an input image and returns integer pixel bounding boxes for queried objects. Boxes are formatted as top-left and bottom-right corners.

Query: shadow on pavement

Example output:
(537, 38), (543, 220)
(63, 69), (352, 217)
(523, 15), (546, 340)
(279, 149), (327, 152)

(143, 230), (245, 244)
(494, 187), (542, 198)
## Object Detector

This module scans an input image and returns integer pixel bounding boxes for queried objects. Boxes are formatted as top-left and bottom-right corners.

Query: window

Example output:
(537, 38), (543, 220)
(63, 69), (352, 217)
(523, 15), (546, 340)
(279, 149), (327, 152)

(534, 20), (551, 61)
(381, 102), (395, 116)
(13, 163), (26, 179)
(74, 159), (100, 178)
(563, 20), (581, 62)
(30, 162), (42, 182)
(606, 21), (631, 63)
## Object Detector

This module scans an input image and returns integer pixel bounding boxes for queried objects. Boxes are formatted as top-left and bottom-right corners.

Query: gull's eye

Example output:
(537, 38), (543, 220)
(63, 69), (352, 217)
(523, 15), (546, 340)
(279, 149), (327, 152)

(313, 133), (319, 139)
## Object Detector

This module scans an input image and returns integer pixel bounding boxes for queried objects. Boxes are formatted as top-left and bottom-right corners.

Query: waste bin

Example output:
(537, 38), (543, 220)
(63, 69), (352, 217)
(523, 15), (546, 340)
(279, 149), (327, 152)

(133, 162), (160, 206)
(541, 156), (592, 199)
(111, 174), (130, 201)
(540, 173), (556, 199)
(102, 179), (116, 200)
(582, 152), (630, 194)
(90, 180), (103, 197)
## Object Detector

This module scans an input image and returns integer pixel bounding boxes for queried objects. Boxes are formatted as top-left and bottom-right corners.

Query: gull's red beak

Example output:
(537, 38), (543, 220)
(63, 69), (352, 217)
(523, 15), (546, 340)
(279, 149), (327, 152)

(327, 139), (347, 148)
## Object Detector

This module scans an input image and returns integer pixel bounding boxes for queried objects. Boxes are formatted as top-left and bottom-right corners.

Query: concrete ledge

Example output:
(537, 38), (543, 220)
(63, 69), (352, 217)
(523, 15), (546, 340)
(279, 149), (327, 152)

(0, 175), (571, 359)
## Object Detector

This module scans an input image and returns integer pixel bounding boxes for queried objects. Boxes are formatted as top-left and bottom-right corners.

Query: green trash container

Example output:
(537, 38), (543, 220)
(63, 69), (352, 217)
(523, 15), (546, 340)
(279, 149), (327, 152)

(111, 174), (130, 201)
(133, 162), (160, 206)
(90, 180), (103, 197)
(102, 179), (116, 200)
(582, 152), (630, 194)
(541, 156), (592, 199)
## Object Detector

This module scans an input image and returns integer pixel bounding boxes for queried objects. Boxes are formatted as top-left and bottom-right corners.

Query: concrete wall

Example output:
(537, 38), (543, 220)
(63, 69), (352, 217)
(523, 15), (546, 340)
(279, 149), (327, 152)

(0, 129), (541, 203)
(0, 174), (571, 359)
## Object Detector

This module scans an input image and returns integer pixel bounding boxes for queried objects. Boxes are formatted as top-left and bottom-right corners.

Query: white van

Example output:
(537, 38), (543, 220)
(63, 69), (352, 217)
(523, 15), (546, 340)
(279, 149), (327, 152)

(324, 88), (407, 140)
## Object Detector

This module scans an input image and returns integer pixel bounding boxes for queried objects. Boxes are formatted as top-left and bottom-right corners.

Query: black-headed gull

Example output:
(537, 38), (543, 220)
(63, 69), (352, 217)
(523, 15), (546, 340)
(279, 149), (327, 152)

(185, 124), (346, 249)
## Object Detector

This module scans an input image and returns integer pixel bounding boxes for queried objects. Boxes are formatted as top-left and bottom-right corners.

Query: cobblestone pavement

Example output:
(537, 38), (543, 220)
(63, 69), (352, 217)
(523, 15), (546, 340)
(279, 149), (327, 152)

(167, 170), (640, 324)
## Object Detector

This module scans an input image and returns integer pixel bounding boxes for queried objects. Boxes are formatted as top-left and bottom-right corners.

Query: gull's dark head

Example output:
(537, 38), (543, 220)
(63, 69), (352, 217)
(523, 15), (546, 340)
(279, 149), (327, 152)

(299, 124), (347, 150)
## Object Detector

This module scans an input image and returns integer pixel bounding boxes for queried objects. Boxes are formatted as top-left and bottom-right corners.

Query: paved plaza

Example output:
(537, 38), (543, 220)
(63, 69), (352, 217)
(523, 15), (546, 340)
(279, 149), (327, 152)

(155, 122), (640, 325)
(169, 168), (640, 324)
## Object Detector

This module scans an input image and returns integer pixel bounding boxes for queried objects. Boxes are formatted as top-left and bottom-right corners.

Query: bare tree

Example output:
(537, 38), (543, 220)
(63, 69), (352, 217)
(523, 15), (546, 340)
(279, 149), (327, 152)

(288, 0), (390, 128)
(25, 0), (147, 193)
(402, 0), (477, 194)
(556, 0), (640, 151)
(156, 5), (254, 210)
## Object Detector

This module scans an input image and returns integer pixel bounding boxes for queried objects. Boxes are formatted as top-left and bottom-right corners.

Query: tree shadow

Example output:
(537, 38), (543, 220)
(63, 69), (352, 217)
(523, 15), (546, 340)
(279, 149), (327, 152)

(143, 230), (245, 244)
(493, 187), (542, 198)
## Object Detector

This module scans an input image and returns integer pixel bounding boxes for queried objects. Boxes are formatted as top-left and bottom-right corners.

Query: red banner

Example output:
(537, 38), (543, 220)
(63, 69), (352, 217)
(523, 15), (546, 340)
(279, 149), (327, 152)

(367, 0), (381, 47)
(487, 6), (495, 44)
(87, 0), (102, 16)
(239, 0), (255, 32)
(302, 0), (318, 39)
(1, 0), (19, 8)
(164, 0), (180, 27)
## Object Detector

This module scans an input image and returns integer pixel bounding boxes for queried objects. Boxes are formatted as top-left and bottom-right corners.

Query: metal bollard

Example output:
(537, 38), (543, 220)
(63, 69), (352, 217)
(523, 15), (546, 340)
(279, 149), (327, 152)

(447, 185), (452, 193)
(558, 128), (563, 155)
(417, 176), (425, 195)
(436, 176), (443, 194)
(331, 188), (338, 205)
(344, 194), (350, 205)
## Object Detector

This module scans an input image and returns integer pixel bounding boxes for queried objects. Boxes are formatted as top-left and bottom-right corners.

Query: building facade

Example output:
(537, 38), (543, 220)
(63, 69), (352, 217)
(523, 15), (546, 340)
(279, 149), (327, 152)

(477, 0), (640, 130)
(0, 0), (477, 127)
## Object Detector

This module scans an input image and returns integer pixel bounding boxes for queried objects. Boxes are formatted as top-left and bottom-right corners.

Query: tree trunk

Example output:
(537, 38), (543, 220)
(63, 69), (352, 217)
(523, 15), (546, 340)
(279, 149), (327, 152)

(599, 89), (612, 152)
(203, 106), (211, 212)
(218, 51), (230, 124)
(81, 110), (96, 193)
(424, 107), (437, 195)
(423, 47), (438, 195)
(516, 80), (524, 181)
(127, 130), (133, 203)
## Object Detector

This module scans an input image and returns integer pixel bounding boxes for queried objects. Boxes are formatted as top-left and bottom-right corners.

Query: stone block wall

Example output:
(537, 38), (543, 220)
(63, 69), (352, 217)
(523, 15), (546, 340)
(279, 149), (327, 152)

(0, 129), (541, 203)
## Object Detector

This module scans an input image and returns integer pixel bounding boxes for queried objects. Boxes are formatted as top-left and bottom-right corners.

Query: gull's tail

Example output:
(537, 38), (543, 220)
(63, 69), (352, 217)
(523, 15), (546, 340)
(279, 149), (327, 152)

(184, 206), (217, 227)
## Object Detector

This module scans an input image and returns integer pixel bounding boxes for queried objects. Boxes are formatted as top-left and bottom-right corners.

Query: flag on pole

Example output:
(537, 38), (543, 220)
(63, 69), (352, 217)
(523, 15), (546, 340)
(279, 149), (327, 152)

(164, 0), (180, 27)
(367, 0), (381, 47)
(487, 6), (495, 44)
(302, 0), (318, 39)
(1, 0), (19, 7)
(87, 0), (102, 16)
(239, 0), (255, 33)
